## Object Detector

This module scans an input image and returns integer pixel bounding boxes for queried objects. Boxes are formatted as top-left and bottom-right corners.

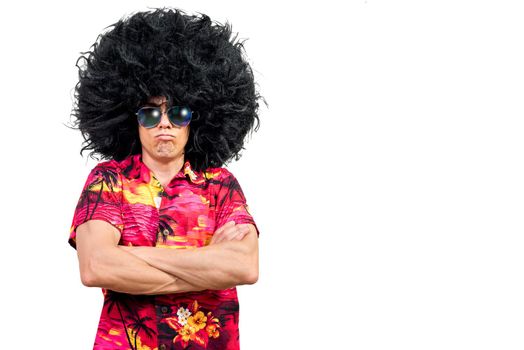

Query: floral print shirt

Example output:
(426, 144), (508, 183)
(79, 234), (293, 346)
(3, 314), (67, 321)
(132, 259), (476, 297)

(68, 153), (259, 350)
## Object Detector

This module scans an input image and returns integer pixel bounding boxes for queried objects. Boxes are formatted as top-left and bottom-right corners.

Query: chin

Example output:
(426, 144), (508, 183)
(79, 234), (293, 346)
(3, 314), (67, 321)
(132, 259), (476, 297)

(155, 152), (176, 158)
(153, 144), (176, 153)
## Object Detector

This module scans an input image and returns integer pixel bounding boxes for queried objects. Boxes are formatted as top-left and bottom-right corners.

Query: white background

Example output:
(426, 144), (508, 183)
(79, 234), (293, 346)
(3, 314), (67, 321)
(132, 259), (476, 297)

(0, 0), (523, 349)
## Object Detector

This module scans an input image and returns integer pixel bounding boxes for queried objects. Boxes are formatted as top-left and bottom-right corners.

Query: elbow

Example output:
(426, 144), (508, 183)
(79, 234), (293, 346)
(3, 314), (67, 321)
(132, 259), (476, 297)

(226, 261), (257, 287)
(81, 271), (96, 287)
(242, 259), (259, 285)
(80, 265), (97, 287)
(244, 269), (258, 285)
(80, 256), (104, 287)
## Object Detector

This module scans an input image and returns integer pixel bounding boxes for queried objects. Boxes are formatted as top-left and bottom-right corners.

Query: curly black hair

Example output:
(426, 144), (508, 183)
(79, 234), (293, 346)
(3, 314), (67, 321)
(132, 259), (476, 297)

(66, 6), (265, 172)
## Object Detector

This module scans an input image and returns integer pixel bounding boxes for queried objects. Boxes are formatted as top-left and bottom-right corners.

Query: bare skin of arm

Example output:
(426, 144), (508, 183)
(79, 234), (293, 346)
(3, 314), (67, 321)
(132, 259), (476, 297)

(119, 221), (259, 291)
(75, 219), (204, 295)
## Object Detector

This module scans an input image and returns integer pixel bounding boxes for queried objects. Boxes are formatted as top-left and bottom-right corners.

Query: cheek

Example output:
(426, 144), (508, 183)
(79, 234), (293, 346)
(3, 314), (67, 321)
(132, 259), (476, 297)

(138, 128), (152, 145)
(182, 128), (190, 142)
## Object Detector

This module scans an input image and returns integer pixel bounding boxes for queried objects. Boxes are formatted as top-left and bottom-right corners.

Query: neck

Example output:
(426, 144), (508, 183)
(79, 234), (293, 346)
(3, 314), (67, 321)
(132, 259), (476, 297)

(141, 150), (185, 182)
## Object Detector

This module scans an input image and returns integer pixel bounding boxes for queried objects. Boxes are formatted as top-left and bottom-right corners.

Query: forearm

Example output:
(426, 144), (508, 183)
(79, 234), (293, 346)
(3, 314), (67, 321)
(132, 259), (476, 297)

(126, 240), (258, 290)
(87, 245), (204, 295)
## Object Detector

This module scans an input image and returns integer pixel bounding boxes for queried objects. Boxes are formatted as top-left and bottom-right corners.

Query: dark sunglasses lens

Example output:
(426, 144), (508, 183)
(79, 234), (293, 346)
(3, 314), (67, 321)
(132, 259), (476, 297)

(168, 106), (192, 126)
(137, 108), (161, 128)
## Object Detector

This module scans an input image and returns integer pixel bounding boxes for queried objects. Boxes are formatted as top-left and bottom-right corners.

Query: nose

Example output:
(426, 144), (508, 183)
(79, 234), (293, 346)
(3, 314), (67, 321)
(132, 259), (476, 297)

(157, 105), (173, 128)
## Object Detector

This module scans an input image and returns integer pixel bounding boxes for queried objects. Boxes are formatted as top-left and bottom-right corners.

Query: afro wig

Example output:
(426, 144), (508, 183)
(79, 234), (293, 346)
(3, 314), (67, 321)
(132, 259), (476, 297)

(68, 7), (265, 172)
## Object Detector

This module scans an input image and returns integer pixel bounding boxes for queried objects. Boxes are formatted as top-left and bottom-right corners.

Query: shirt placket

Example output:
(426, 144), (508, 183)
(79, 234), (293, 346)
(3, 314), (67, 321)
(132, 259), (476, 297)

(155, 303), (175, 350)
(150, 176), (174, 348)
(151, 176), (171, 241)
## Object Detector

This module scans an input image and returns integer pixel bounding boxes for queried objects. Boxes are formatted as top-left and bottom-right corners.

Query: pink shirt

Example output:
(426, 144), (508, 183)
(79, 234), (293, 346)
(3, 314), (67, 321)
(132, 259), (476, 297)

(68, 153), (259, 350)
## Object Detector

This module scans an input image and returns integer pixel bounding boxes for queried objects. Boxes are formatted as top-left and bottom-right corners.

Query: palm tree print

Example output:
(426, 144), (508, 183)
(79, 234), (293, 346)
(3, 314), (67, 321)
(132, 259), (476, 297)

(127, 308), (156, 350)
(105, 291), (135, 349)
(157, 214), (178, 244)
(77, 166), (121, 223)
(217, 174), (246, 208)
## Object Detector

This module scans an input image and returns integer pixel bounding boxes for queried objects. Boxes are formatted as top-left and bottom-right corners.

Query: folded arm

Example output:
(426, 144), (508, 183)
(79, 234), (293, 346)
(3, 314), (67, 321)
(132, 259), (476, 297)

(75, 219), (204, 295)
(119, 222), (259, 290)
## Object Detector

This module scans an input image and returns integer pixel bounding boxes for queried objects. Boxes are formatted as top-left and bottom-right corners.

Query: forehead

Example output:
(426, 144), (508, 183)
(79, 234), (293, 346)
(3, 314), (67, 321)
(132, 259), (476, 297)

(147, 96), (168, 104)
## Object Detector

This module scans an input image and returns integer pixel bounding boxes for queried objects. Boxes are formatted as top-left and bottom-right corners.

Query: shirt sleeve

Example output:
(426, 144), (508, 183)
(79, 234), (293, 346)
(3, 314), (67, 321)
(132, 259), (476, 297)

(215, 169), (260, 237)
(68, 164), (124, 250)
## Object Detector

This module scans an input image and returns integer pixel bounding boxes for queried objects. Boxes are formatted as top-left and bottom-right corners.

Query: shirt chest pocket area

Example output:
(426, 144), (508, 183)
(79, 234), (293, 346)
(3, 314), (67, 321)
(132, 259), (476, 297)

(119, 201), (161, 246)
(156, 190), (217, 247)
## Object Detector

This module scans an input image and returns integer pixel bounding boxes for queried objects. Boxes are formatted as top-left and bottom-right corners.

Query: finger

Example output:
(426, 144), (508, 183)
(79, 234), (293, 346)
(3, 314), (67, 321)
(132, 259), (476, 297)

(236, 225), (251, 240)
(210, 230), (225, 245)
(222, 225), (250, 242)
(214, 220), (235, 235)
(213, 227), (236, 244)
(211, 221), (236, 244)
(213, 233), (226, 244)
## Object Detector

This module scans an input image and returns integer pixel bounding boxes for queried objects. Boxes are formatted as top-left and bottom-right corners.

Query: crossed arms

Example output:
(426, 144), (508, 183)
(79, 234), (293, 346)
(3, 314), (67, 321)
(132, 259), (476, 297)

(75, 219), (259, 295)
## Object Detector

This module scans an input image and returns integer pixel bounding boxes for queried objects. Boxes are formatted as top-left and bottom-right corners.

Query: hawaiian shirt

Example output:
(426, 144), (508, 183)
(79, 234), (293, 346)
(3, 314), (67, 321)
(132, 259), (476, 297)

(68, 153), (259, 350)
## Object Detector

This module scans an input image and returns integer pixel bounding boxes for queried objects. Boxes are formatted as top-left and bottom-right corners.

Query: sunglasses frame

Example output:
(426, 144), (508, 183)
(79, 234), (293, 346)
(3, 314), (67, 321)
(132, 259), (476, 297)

(135, 106), (193, 128)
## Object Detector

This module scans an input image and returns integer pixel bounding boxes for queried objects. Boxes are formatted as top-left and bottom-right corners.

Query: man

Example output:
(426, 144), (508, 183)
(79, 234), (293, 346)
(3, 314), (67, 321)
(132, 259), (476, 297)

(68, 7), (263, 350)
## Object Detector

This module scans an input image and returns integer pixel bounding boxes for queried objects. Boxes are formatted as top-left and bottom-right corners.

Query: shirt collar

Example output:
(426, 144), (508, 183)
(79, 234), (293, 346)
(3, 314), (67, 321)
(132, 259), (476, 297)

(132, 153), (206, 185)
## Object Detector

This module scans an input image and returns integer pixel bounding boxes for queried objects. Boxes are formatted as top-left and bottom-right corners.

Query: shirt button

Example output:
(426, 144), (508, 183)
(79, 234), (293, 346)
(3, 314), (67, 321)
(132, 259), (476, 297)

(159, 344), (167, 350)
(161, 306), (169, 314)
(162, 229), (169, 236)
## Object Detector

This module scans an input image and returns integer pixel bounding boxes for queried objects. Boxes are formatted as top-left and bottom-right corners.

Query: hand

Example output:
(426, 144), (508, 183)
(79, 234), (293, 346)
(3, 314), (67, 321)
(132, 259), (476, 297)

(209, 221), (250, 245)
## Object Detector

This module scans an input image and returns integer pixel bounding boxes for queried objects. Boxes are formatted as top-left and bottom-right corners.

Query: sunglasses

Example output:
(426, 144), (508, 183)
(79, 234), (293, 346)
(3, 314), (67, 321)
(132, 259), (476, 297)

(135, 106), (193, 128)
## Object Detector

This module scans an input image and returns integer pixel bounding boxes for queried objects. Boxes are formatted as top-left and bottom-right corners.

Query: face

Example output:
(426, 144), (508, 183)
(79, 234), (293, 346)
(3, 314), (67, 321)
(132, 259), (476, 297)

(137, 96), (190, 161)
